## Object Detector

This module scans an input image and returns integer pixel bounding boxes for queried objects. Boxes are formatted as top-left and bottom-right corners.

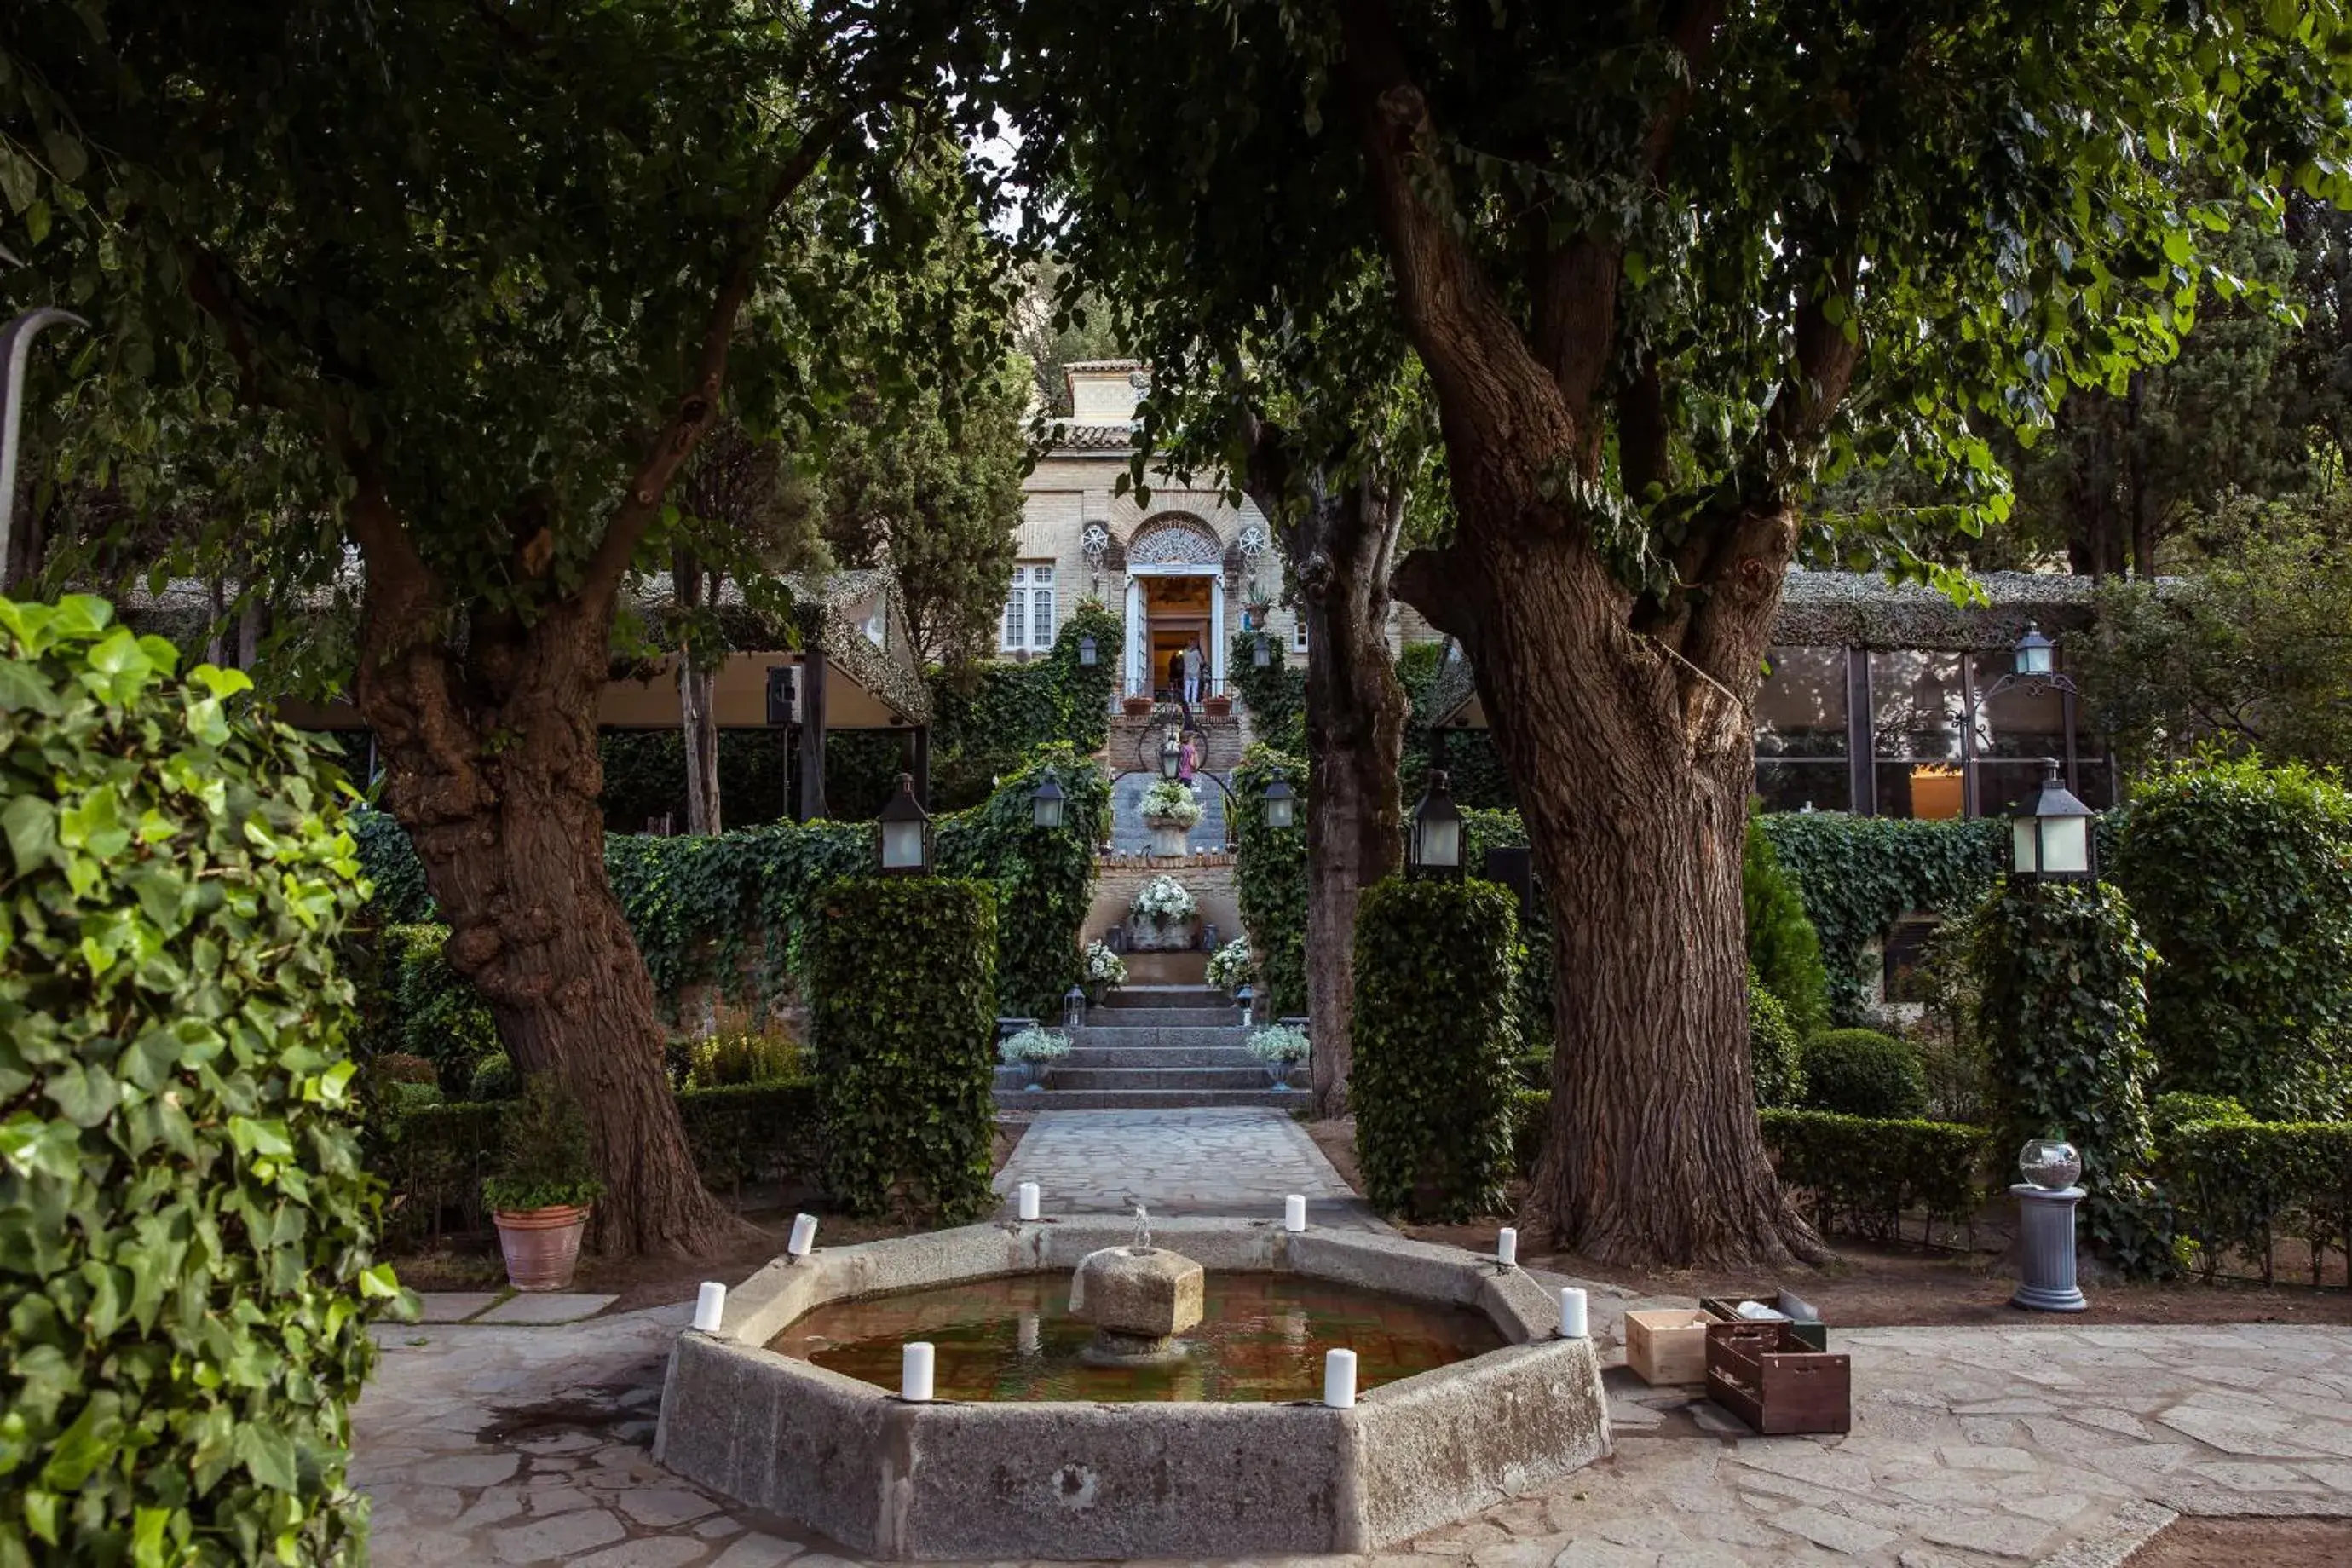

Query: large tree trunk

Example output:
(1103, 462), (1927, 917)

(1245, 462), (1406, 1117)
(355, 515), (740, 1257)
(676, 549), (723, 835)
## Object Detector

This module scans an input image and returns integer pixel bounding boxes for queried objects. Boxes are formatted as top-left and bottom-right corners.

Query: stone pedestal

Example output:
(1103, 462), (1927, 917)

(1126, 915), (1199, 953)
(1072, 1246), (1204, 1362)
(1145, 818), (1191, 856)
(2010, 1183), (2089, 1311)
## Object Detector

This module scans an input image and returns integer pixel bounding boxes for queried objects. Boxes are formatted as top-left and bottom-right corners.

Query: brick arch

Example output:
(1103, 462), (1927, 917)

(1125, 512), (1225, 568)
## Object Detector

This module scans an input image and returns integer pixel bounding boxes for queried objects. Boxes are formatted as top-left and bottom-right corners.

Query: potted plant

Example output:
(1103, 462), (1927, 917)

(1203, 690), (1232, 718)
(1245, 1023), (1310, 1091)
(1206, 936), (1254, 996)
(1081, 940), (1127, 1004)
(482, 1075), (605, 1292)
(1139, 778), (1202, 857)
(1127, 874), (1199, 952)
(1000, 1024), (1072, 1090)
(1121, 691), (1154, 716)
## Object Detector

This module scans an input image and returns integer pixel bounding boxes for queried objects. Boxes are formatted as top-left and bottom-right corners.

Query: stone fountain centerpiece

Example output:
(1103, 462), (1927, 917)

(1070, 1208), (1203, 1363)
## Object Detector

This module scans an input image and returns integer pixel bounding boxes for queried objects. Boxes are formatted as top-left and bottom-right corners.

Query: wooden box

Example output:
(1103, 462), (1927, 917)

(1624, 1308), (1713, 1386)
(1703, 1320), (1852, 1435)
(1699, 1289), (1828, 1352)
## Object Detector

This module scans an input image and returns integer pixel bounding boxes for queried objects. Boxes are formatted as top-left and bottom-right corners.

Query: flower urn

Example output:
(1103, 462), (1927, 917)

(493, 1204), (591, 1292)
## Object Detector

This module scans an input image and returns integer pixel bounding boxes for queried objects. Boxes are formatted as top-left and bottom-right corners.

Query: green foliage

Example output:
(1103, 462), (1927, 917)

(1398, 644), (1512, 810)
(0, 595), (395, 1565)
(1757, 814), (2007, 1020)
(352, 810), (436, 925)
(368, 923), (500, 1092)
(1761, 1110), (1990, 1242)
(1228, 631), (1306, 755)
(682, 1029), (807, 1091)
(597, 729), (793, 833)
(481, 1076), (605, 1214)
(1747, 970), (1807, 1110)
(1972, 882), (2170, 1273)
(2151, 1092), (2255, 1142)
(1351, 877), (1521, 1222)
(936, 745), (1111, 1017)
(2157, 1121), (2352, 1284)
(1230, 746), (1309, 1017)
(808, 878), (1000, 1223)
(468, 1054), (520, 1103)
(2112, 756), (2352, 1121)
(1744, 815), (1831, 1037)
(930, 607), (1124, 810)
(1799, 1029), (1928, 1119)
(1461, 810), (1554, 1066)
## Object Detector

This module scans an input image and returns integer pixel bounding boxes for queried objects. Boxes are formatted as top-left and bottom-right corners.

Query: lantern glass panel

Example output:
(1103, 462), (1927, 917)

(1078, 635), (1097, 667)
(1253, 637), (1271, 667)
(880, 818), (926, 872)
(1032, 780), (1064, 829)
(1417, 814), (1462, 870)
(2016, 631), (2055, 676)
(1265, 794), (1294, 830)
(2040, 814), (2090, 875)
(2011, 818), (2040, 875)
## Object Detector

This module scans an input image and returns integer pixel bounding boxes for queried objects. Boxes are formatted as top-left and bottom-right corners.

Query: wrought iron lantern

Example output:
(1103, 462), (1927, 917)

(1252, 634), (1272, 668)
(2009, 759), (2095, 883)
(1158, 727), (1184, 781)
(1077, 633), (1098, 667)
(1409, 770), (1464, 878)
(1064, 985), (1087, 1032)
(2014, 622), (2055, 677)
(1031, 775), (1065, 830)
(876, 773), (932, 875)
(1237, 983), (1255, 1029)
(1261, 775), (1296, 831)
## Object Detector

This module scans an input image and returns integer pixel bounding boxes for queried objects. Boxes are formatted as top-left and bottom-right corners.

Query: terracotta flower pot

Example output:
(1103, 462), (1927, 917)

(1121, 695), (1153, 716)
(1203, 695), (1232, 717)
(493, 1204), (591, 1292)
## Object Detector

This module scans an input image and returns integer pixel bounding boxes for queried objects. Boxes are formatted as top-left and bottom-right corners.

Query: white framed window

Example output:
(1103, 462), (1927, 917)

(1000, 563), (1056, 652)
(1292, 615), (1309, 653)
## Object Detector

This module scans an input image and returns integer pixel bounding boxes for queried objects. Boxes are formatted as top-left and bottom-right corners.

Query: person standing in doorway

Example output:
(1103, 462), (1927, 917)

(1166, 648), (1184, 701)
(1182, 640), (1203, 706)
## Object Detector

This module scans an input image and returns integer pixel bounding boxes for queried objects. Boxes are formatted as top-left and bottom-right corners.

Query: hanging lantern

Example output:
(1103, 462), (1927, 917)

(1409, 770), (1464, 878)
(876, 773), (932, 875)
(1077, 634), (1098, 667)
(1159, 728), (1184, 781)
(2009, 758), (2095, 883)
(1253, 635), (1272, 668)
(1031, 775), (1066, 829)
(2014, 622), (2055, 677)
(1261, 775), (1296, 831)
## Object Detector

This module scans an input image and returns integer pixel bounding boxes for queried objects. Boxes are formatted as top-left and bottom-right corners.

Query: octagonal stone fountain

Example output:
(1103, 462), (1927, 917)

(654, 1216), (1611, 1559)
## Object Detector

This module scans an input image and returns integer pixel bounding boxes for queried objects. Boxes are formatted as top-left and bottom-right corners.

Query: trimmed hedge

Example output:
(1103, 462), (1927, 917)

(2159, 1120), (2352, 1286)
(1761, 1110), (1990, 1242)
(1800, 1029), (1928, 1119)
(376, 1084), (823, 1237)
(2113, 758), (2352, 1121)
(0, 595), (396, 1565)
(809, 878), (1000, 1223)
(1231, 745), (1310, 1017)
(1973, 880), (2170, 1274)
(1351, 877), (1521, 1221)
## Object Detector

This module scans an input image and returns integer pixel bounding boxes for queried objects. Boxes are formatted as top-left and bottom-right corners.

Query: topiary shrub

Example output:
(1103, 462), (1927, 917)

(1231, 746), (1309, 1017)
(1350, 877), (1521, 1221)
(1747, 968), (1807, 1109)
(808, 877), (1000, 1223)
(1799, 1029), (1928, 1118)
(937, 744), (1109, 1017)
(2112, 757), (2352, 1121)
(2157, 1120), (2352, 1286)
(1761, 1110), (1989, 1242)
(1972, 880), (2170, 1273)
(1744, 813), (1830, 1036)
(0, 595), (400, 1564)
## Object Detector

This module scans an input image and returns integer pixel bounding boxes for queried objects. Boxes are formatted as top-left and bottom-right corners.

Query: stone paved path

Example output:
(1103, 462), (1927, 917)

(358, 1306), (2352, 1566)
(991, 1106), (1369, 1223)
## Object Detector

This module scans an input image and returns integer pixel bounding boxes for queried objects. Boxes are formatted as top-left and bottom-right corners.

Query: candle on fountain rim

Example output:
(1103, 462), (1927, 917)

(1017, 1182), (1041, 1222)
(1496, 1227), (1518, 1267)
(1557, 1287), (1588, 1340)
(901, 1342), (935, 1403)
(1322, 1347), (1358, 1409)
(1283, 1194), (1308, 1232)
(692, 1282), (727, 1334)
(787, 1213), (818, 1259)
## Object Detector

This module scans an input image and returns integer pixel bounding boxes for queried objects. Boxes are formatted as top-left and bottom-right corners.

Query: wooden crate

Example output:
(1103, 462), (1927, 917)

(1624, 1308), (1712, 1386)
(1703, 1321), (1851, 1435)
(1700, 1289), (1828, 1352)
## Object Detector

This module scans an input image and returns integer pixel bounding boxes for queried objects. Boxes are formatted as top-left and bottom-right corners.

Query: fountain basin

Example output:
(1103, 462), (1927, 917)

(654, 1218), (1611, 1559)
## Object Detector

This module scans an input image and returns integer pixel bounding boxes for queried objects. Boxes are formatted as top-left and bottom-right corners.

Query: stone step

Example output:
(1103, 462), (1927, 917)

(1112, 952), (1211, 986)
(993, 1087), (1307, 1110)
(1060, 1046), (1267, 1069)
(1048, 1066), (1288, 1092)
(1071, 1024), (1247, 1052)
(1079, 1006), (1242, 1028)
(1102, 986), (1231, 1010)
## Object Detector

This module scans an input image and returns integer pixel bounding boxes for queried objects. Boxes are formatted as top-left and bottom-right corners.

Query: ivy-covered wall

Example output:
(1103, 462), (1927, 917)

(929, 602), (1121, 810)
(1230, 745), (1309, 1016)
(1228, 629), (1306, 754)
(354, 745), (1108, 1026)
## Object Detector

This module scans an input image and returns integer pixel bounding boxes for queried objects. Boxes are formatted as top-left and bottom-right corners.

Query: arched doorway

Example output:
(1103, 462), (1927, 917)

(1121, 516), (1227, 700)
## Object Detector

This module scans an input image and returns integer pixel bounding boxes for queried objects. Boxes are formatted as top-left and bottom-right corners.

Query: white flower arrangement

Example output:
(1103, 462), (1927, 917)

(1206, 937), (1253, 993)
(1139, 778), (1202, 827)
(1000, 1025), (1073, 1065)
(1082, 941), (1127, 987)
(1244, 1023), (1310, 1064)
(1130, 874), (1197, 925)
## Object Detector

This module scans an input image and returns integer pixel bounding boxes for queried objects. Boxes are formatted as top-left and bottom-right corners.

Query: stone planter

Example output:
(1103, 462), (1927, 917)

(1143, 812), (1193, 856)
(1203, 694), (1232, 718)
(493, 1203), (591, 1292)
(1121, 695), (1153, 717)
(1126, 914), (1199, 953)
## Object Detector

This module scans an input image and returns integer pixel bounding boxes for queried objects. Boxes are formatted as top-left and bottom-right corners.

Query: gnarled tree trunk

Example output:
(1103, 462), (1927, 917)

(354, 498), (741, 1258)
(676, 548), (723, 836)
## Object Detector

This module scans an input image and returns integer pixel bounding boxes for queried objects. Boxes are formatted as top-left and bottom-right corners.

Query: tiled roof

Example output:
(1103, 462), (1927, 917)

(1046, 421), (1136, 452)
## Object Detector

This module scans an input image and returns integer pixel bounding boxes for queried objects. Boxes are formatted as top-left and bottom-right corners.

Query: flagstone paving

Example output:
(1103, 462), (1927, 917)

(359, 1299), (2352, 1567)
(990, 1105), (1374, 1224)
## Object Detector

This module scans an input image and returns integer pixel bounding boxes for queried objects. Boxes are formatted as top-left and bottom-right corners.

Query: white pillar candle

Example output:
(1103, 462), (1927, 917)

(787, 1213), (818, 1259)
(1557, 1286), (1588, 1340)
(1017, 1182), (1041, 1222)
(901, 1341), (936, 1403)
(1496, 1227), (1518, 1267)
(1284, 1194), (1308, 1232)
(692, 1281), (727, 1334)
(1323, 1347), (1358, 1409)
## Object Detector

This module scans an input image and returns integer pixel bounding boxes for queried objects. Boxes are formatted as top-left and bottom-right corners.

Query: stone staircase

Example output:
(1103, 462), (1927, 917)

(994, 983), (1303, 1110)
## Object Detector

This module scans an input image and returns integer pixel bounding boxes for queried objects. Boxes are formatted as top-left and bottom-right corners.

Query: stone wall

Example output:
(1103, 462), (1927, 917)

(1087, 858), (1242, 960)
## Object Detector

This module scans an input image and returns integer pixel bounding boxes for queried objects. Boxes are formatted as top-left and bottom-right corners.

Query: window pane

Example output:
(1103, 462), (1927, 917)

(1969, 650), (2068, 760)
(1755, 647), (1848, 758)
(1755, 759), (1851, 814)
(1876, 761), (1966, 821)
(1870, 652), (1963, 761)
(1031, 587), (1055, 648)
